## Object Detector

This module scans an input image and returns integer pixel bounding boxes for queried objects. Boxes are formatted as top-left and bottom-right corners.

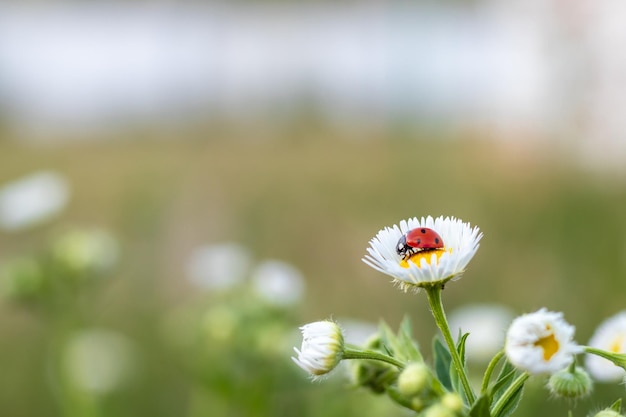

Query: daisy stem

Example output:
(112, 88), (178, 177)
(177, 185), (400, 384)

(490, 372), (529, 417)
(480, 350), (505, 394)
(343, 346), (405, 369)
(425, 284), (476, 404)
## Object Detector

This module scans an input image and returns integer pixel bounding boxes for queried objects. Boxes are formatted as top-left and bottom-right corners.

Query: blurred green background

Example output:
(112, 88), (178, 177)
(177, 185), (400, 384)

(1, 127), (625, 416)
(2, 1), (626, 416)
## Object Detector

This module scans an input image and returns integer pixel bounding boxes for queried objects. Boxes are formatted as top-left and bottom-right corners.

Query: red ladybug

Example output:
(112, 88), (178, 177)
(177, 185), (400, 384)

(396, 227), (444, 259)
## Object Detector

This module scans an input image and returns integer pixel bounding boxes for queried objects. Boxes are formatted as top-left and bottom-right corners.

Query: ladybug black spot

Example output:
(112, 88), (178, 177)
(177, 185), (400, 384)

(435, 238), (440, 244)
(420, 228), (426, 233)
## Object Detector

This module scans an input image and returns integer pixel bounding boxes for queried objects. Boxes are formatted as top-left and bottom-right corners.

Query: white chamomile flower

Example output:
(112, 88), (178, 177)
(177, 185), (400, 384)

(586, 311), (626, 382)
(362, 216), (481, 291)
(292, 320), (344, 377)
(505, 308), (581, 375)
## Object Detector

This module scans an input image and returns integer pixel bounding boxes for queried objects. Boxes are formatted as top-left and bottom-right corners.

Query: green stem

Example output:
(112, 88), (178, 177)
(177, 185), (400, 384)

(425, 284), (476, 403)
(490, 372), (529, 417)
(480, 350), (505, 394)
(343, 346), (405, 369)
(582, 346), (626, 371)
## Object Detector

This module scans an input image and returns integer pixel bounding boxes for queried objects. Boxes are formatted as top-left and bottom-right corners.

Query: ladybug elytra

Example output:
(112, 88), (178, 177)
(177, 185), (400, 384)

(396, 227), (444, 260)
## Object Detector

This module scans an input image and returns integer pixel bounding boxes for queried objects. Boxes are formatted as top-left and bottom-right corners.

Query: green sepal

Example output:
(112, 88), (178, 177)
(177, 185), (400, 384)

(469, 394), (492, 417)
(433, 336), (453, 391)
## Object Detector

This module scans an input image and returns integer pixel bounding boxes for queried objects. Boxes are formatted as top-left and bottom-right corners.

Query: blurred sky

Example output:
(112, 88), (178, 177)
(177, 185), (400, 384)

(1, 1), (626, 164)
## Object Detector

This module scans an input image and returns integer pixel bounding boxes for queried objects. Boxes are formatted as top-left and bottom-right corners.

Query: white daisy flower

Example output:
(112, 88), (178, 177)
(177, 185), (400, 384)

(505, 308), (581, 375)
(292, 320), (344, 377)
(585, 311), (626, 382)
(362, 216), (481, 290)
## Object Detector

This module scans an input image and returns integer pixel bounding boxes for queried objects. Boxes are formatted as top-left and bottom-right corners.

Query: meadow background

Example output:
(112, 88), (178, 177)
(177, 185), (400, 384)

(1, 2), (626, 417)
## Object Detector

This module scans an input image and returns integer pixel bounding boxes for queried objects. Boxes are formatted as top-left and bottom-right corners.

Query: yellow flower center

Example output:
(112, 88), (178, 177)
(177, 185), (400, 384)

(535, 332), (560, 361)
(609, 334), (625, 353)
(399, 249), (447, 269)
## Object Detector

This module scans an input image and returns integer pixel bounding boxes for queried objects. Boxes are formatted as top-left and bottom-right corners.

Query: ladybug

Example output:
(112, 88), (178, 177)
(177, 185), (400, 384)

(396, 227), (444, 260)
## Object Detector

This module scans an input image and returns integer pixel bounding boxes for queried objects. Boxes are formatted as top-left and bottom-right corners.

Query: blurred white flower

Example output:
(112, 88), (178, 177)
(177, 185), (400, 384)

(0, 171), (70, 231)
(63, 329), (135, 395)
(448, 304), (514, 363)
(251, 260), (305, 307)
(586, 311), (626, 382)
(51, 228), (119, 274)
(339, 319), (378, 346)
(186, 243), (251, 291)
(292, 320), (344, 377)
(505, 308), (581, 375)
(363, 216), (482, 291)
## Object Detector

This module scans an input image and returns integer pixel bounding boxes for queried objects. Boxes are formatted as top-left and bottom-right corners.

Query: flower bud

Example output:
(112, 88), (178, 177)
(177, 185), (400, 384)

(292, 321), (344, 377)
(397, 362), (430, 397)
(441, 392), (464, 413)
(423, 403), (456, 417)
(547, 365), (593, 399)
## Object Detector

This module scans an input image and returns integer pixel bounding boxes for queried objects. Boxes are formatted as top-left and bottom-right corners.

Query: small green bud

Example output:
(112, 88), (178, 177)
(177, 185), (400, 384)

(397, 363), (430, 397)
(410, 397), (426, 412)
(441, 392), (464, 413)
(349, 360), (396, 393)
(548, 366), (593, 399)
(423, 403), (456, 417)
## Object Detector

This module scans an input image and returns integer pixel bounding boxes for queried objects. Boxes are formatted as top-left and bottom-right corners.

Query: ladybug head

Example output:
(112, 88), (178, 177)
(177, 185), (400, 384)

(396, 234), (409, 256)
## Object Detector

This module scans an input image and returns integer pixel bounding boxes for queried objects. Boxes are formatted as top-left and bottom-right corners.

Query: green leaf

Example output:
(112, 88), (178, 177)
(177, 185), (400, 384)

(433, 337), (453, 391)
(448, 332), (471, 402)
(378, 321), (399, 357)
(399, 315), (413, 337)
(610, 398), (623, 412)
(397, 319), (423, 363)
(493, 383), (523, 417)
(378, 318), (423, 364)
(457, 332), (470, 365)
(491, 361), (517, 402)
(469, 394), (492, 417)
